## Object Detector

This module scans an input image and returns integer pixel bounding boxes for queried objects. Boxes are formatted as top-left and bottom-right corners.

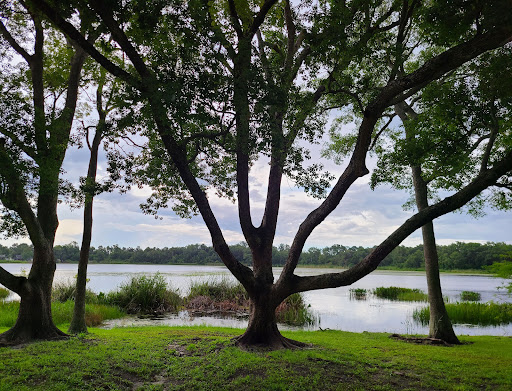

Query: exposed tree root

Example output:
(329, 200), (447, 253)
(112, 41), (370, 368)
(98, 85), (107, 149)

(389, 333), (454, 346)
(0, 326), (68, 347)
(233, 332), (308, 351)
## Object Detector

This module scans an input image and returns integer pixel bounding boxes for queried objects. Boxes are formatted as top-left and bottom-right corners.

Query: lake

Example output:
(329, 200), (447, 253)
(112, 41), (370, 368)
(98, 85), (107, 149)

(1, 263), (511, 336)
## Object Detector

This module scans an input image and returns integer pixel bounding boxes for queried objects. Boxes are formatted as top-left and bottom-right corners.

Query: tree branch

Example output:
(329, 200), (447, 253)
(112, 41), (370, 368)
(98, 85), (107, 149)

(28, 0), (142, 89)
(289, 150), (512, 293)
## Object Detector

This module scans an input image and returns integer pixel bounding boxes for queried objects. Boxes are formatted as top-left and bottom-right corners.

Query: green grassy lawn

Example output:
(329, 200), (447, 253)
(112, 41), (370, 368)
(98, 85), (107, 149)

(0, 326), (510, 391)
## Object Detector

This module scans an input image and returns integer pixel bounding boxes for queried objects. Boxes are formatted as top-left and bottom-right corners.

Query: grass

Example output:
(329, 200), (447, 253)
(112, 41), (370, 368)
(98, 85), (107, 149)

(104, 273), (182, 314)
(413, 302), (512, 326)
(0, 326), (511, 390)
(0, 287), (9, 300)
(0, 300), (125, 328)
(373, 286), (428, 302)
(460, 291), (481, 301)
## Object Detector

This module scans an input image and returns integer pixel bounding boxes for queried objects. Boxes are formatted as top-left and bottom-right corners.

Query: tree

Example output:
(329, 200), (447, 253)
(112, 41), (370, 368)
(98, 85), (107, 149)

(68, 67), (117, 334)
(32, 0), (512, 349)
(0, 2), (93, 344)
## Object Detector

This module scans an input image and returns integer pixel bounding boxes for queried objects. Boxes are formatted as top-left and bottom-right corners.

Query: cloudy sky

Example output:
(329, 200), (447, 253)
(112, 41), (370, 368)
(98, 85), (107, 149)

(3, 133), (507, 251)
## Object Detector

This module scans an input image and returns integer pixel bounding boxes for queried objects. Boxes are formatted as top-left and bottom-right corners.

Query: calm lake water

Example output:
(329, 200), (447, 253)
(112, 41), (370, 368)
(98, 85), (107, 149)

(2, 263), (511, 336)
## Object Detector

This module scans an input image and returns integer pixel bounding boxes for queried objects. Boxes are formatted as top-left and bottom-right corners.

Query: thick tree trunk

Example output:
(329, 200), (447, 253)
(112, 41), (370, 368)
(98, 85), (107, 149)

(0, 248), (67, 345)
(234, 290), (304, 350)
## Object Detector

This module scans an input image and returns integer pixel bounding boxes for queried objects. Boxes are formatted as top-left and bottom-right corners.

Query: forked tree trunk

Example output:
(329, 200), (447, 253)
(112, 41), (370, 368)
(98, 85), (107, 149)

(234, 290), (305, 350)
(0, 248), (66, 345)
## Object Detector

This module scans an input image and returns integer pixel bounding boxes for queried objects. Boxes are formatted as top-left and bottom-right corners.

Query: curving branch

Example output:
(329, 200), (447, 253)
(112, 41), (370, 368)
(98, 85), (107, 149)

(28, 0), (142, 89)
(289, 149), (512, 293)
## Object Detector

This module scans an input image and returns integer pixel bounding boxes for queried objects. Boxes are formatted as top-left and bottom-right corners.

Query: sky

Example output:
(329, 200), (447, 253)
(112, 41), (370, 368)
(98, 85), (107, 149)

(2, 133), (509, 251)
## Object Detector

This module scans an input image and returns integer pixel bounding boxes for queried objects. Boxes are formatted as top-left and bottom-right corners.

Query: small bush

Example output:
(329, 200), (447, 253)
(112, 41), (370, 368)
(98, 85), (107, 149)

(105, 273), (181, 314)
(413, 302), (512, 326)
(373, 286), (428, 302)
(52, 279), (98, 304)
(0, 287), (10, 300)
(460, 291), (481, 301)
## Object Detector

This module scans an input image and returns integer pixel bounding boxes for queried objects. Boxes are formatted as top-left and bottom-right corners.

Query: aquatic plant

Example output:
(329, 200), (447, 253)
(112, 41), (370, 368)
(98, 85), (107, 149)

(413, 302), (512, 326)
(349, 288), (368, 300)
(52, 279), (98, 304)
(186, 279), (317, 326)
(276, 293), (318, 326)
(373, 286), (428, 302)
(460, 291), (481, 301)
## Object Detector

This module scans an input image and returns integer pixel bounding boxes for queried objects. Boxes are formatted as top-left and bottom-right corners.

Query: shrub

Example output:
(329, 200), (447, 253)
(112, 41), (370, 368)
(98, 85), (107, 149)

(52, 279), (98, 304)
(0, 287), (10, 300)
(373, 286), (428, 302)
(413, 302), (512, 326)
(460, 291), (481, 301)
(105, 273), (181, 314)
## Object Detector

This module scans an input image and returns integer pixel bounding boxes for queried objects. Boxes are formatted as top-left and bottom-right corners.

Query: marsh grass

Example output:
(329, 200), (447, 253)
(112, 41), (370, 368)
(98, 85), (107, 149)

(188, 278), (248, 304)
(0, 287), (9, 300)
(52, 279), (99, 303)
(0, 300), (125, 328)
(276, 293), (318, 326)
(105, 273), (181, 314)
(373, 286), (428, 302)
(186, 279), (317, 326)
(413, 302), (512, 326)
(460, 290), (481, 301)
(349, 288), (367, 300)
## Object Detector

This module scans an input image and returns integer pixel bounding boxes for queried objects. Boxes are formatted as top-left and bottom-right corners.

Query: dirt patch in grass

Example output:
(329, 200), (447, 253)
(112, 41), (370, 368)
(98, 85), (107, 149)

(166, 336), (232, 357)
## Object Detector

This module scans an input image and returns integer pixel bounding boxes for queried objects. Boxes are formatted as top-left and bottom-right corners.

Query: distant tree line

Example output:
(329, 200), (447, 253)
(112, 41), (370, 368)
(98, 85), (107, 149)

(1, 242), (510, 271)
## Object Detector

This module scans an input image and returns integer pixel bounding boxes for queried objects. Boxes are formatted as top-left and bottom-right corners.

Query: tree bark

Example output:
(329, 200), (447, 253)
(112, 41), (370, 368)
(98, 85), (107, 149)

(0, 247), (66, 345)
(412, 167), (460, 344)
(234, 287), (304, 350)
(395, 102), (460, 344)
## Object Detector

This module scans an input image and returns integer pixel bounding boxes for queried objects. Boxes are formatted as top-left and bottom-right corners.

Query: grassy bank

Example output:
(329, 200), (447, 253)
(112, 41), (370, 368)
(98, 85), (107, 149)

(0, 301), (125, 328)
(0, 326), (511, 390)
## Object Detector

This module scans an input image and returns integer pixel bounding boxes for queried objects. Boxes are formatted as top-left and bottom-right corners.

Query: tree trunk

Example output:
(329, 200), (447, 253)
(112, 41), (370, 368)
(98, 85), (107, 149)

(412, 167), (460, 344)
(421, 221), (460, 344)
(0, 248), (67, 345)
(234, 290), (304, 350)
